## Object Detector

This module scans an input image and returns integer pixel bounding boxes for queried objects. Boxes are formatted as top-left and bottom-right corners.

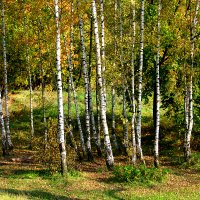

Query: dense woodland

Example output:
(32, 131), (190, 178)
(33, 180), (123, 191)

(0, 0), (200, 190)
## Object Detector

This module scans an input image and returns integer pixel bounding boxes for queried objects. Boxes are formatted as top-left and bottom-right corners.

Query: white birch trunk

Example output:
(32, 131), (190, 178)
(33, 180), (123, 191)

(111, 0), (120, 153)
(96, 78), (101, 150)
(136, 0), (145, 165)
(184, 0), (199, 162)
(89, 83), (102, 156)
(66, 3), (86, 158)
(1, 0), (13, 149)
(100, 0), (106, 108)
(54, 0), (67, 174)
(183, 60), (189, 157)
(70, 72), (86, 157)
(95, 17), (102, 156)
(131, 0), (136, 165)
(78, 16), (93, 161)
(184, 65), (190, 159)
(66, 29), (86, 157)
(154, 0), (161, 168)
(122, 79), (129, 155)
(92, 0), (114, 169)
(88, 13), (102, 157)
(66, 2), (82, 161)
(118, 0), (129, 155)
(0, 87), (6, 156)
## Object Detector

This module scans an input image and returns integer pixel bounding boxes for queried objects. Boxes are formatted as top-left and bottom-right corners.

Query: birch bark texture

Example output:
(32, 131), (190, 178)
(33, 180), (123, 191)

(88, 13), (102, 157)
(184, 0), (199, 163)
(92, 0), (114, 169)
(0, 87), (6, 156)
(154, 0), (161, 168)
(136, 0), (145, 165)
(111, 0), (120, 152)
(78, 15), (93, 161)
(100, 0), (106, 107)
(118, 0), (129, 155)
(131, 0), (136, 165)
(67, 11), (86, 157)
(54, 0), (67, 174)
(66, 1), (82, 161)
(1, 0), (13, 149)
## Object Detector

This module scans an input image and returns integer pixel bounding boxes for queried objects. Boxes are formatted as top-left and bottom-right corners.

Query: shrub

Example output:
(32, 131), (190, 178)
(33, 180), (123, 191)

(113, 165), (169, 183)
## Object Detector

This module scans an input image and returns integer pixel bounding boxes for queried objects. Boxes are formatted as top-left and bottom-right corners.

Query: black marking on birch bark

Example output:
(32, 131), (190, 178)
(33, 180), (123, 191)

(92, 0), (114, 169)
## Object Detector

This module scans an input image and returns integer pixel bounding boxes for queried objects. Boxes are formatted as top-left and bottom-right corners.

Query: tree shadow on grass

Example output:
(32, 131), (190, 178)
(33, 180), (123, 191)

(0, 168), (64, 181)
(104, 188), (125, 200)
(0, 188), (80, 200)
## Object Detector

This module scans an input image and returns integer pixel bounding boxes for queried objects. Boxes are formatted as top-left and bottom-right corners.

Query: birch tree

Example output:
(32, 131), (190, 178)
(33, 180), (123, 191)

(92, 0), (114, 169)
(136, 0), (145, 165)
(65, 1), (82, 161)
(1, 0), (13, 150)
(100, 0), (106, 106)
(110, 0), (120, 152)
(154, 0), (161, 168)
(78, 15), (93, 161)
(131, 0), (136, 165)
(87, 12), (102, 157)
(66, 8), (86, 157)
(0, 87), (6, 156)
(184, 0), (199, 163)
(118, 0), (129, 155)
(54, 0), (67, 174)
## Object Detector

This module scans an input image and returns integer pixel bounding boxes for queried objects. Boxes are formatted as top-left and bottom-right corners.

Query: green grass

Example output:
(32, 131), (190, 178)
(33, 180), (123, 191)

(0, 89), (199, 200)
(0, 153), (200, 200)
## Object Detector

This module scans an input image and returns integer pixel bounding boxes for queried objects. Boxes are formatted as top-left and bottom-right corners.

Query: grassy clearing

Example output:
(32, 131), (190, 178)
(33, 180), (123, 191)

(0, 150), (200, 200)
(0, 90), (199, 199)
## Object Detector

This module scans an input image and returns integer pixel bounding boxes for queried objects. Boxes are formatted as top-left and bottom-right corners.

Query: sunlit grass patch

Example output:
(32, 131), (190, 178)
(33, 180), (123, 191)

(112, 165), (170, 184)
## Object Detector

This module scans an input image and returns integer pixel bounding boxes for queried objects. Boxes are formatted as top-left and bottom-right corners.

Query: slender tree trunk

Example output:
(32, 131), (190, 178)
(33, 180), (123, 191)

(65, 3), (86, 158)
(154, 0), (161, 168)
(88, 12), (102, 157)
(54, 0), (67, 175)
(92, 0), (114, 170)
(95, 12), (101, 154)
(23, 11), (34, 149)
(131, 0), (136, 165)
(122, 79), (129, 155)
(96, 77), (101, 151)
(89, 83), (102, 156)
(111, 0), (120, 153)
(183, 61), (189, 159)
(1, 0), (13, 150)
(118, 0), (129, 155)
(71, 74), (86, 157)
(184, 66), (189, 131)
(78, 16), (93, 161)
(184, 0), (199, 163)
(100, 0), (106, 108)
(65, 2), (82, 161)
(136, 0), (145, 165)
(111, 86), (119, 152)
(0, 87), (6, 156)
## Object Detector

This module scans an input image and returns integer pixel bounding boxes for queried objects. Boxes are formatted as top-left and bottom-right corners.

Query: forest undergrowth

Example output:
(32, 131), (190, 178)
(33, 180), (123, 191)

(0, 90), (199, 200)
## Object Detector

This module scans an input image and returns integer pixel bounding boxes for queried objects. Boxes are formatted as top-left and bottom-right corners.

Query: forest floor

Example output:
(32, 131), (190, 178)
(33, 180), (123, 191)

(0, 90), (199, 199)
(0, 149), (200, 200)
